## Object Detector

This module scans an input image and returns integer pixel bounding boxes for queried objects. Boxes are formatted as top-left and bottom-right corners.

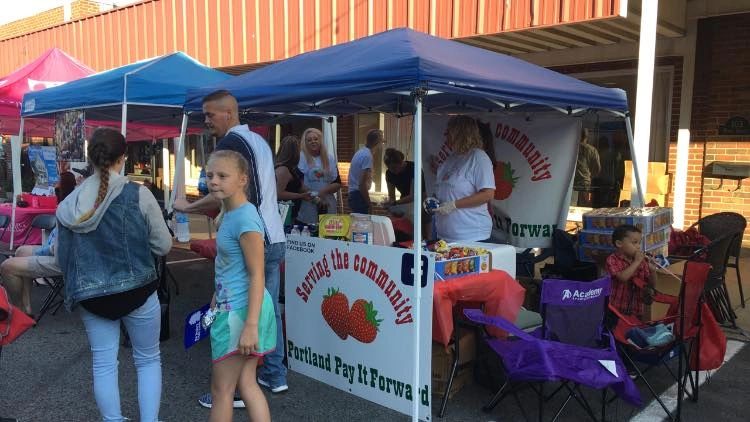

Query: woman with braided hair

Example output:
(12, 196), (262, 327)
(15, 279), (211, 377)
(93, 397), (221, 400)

(56, 127), (172, 422)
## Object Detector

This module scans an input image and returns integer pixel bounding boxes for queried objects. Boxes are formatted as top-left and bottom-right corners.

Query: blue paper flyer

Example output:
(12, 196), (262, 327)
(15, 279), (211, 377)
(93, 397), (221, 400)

(184, 303), (211, 350)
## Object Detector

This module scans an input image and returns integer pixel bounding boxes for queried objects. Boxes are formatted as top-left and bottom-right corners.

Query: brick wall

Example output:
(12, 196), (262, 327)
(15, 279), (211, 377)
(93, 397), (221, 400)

(665, 13), (750, 245)
(0, 0), (101, 41)
(70, 0), (101, 19)
(0, 8), (63, 40)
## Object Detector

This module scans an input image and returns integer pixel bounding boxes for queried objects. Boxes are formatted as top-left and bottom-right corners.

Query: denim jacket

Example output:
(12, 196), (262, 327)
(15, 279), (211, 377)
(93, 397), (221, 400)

(58, 183), (157, 310)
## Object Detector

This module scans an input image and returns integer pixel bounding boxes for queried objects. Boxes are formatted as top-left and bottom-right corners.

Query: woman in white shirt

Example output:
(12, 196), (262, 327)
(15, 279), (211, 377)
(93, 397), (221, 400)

(297, 128), (342, 225)
(433, 116), (496, 242)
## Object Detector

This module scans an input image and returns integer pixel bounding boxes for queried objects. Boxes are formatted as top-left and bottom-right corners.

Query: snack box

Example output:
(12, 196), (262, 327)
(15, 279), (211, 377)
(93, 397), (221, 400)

(318, 214), (351, 240)
(578, 227), (671, 250)
(432, 243), (491, 280)
(434, 255), (491, 280)
(578, 242), (668, 263)
(582, 207), (672, 233)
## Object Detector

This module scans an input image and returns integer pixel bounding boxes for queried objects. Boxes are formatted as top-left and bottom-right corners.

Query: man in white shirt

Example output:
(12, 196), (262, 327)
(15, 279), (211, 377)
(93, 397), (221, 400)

(347, 129), (384, 213)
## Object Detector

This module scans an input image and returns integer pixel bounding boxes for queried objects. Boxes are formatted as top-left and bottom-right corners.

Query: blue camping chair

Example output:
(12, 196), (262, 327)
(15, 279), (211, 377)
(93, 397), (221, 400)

(464, 276), (641, 422)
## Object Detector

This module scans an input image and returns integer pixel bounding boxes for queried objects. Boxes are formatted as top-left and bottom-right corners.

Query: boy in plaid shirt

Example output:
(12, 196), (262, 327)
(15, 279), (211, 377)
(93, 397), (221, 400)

(605, 225), (658, 320)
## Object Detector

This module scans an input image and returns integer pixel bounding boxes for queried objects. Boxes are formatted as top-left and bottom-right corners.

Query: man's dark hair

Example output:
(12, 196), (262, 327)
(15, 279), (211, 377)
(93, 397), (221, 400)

(202, 89), (234, 104)
(612, 224), (641, 244)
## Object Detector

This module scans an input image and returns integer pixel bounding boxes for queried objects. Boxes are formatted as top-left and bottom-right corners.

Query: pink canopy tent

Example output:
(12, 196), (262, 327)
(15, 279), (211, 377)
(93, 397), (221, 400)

(0, 48), (199, 140)
(0, 48), (92, 137)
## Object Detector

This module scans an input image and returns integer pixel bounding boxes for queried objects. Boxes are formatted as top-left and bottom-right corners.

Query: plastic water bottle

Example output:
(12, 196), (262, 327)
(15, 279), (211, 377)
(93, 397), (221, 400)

(351, 214), (373, 244)
(290, 225), (301, 236)
(175, 212), (191, 242)
(301, 225), (311, 237)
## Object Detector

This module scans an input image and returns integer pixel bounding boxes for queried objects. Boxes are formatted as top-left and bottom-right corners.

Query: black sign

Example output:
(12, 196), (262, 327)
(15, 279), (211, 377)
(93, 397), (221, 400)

(719, 116), (750, 135)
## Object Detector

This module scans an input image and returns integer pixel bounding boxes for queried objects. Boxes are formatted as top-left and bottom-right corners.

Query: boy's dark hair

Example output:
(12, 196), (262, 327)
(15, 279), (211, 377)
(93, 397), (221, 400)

(612, 224), (641, 244)
(383, 148), (405, 167)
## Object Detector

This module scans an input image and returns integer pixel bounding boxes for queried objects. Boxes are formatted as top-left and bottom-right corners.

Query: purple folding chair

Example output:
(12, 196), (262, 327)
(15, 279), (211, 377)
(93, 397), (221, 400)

(464, 276), (642, 422)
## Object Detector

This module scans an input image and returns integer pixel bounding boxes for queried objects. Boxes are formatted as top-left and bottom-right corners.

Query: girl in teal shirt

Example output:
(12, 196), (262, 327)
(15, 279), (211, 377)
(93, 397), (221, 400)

(206, 150), (276, 422)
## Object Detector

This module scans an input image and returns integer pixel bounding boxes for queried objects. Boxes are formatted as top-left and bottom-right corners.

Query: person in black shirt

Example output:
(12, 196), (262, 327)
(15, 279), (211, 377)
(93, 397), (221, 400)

(274, 135), (311, 225)
(383, 148), (431, 239)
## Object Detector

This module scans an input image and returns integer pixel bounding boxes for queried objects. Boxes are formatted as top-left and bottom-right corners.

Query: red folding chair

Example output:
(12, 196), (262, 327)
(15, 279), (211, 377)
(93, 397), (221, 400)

(609, 259), (711, 422)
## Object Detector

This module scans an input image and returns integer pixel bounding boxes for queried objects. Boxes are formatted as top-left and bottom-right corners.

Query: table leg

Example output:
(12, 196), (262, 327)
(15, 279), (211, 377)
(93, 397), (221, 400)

(438, 323), (460, 418)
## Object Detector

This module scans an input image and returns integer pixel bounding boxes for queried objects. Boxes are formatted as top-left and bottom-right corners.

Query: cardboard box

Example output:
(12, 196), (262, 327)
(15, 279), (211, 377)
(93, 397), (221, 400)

(432, 330), (477, 397)
(434, 254), (490, 280)
(579, 227), (670, 249)
(433, 365), (474, 399)
(582, 207), (672, 233)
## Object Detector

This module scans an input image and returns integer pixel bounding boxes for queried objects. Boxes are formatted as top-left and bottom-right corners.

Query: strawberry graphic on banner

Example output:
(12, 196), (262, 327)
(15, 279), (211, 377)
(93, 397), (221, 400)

(494, 161), (519, 200)
(348, 299), (382, 343)
(321, 288), (350, 340)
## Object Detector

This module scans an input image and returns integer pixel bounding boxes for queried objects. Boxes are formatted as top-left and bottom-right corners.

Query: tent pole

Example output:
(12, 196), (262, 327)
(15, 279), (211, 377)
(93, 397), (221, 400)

(9, 118), (24, 250)
(411, 94), (423, 422)
(162, 138), (171, 210)
(168, 113), (189, 213)
(625, 117), (646, 207)
(120, 103), (128, 137)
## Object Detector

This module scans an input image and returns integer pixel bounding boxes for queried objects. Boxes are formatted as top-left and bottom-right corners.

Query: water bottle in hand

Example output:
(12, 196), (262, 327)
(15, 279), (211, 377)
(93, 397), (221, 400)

(175, 212), (191, 242)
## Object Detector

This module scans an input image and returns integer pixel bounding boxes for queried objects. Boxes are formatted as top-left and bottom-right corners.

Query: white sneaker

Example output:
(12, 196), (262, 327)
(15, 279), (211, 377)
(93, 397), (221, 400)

(257, 378), (289, 393)
(197, 393), (246, 409)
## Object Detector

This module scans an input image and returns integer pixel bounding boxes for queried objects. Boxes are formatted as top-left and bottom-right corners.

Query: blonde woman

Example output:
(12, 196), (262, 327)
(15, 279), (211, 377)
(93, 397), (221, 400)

(297, 128), (341, 224)
(433, 116), (496, 242)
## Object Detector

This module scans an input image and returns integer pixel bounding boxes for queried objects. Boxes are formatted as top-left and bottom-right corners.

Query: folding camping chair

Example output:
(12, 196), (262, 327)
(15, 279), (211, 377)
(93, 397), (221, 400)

(0, 214), (56, 258)
(464, 276), (641, 422)
(608, 258), (712, 422)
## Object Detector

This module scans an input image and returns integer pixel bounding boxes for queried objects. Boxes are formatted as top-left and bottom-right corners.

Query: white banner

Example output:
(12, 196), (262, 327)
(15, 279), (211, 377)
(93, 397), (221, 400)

(285, 236), (434, 420)
(423, 114), (580, 248)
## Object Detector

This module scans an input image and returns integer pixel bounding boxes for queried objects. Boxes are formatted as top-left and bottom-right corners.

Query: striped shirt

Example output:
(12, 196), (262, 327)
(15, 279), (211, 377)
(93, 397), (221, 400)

(216, 125), (286, 245)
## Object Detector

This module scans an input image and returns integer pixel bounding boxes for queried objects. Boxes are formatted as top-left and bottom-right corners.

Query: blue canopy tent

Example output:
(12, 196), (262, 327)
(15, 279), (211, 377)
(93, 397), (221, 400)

(183, 27), (641, 200)
(183, 28), (640, 421)
(10, 52), (230, 248)
(23, 51), (230, 134)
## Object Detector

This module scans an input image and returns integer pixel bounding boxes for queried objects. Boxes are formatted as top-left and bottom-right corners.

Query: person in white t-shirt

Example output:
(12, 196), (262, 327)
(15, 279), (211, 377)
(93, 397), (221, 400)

(347, 129), (384, 213)
(297, 128), (341, 224)
(433, 116), (496, 242)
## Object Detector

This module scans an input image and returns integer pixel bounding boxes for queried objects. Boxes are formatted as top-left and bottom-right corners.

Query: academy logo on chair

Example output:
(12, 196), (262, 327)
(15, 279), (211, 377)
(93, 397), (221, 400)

(562, 287), (603, 302)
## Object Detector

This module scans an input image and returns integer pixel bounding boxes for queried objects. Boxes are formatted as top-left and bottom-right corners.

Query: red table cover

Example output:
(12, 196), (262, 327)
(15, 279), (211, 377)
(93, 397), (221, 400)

(433, 270), (525, 346)
(0, 204), (56, 246)
(190, 238), (217, 260)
